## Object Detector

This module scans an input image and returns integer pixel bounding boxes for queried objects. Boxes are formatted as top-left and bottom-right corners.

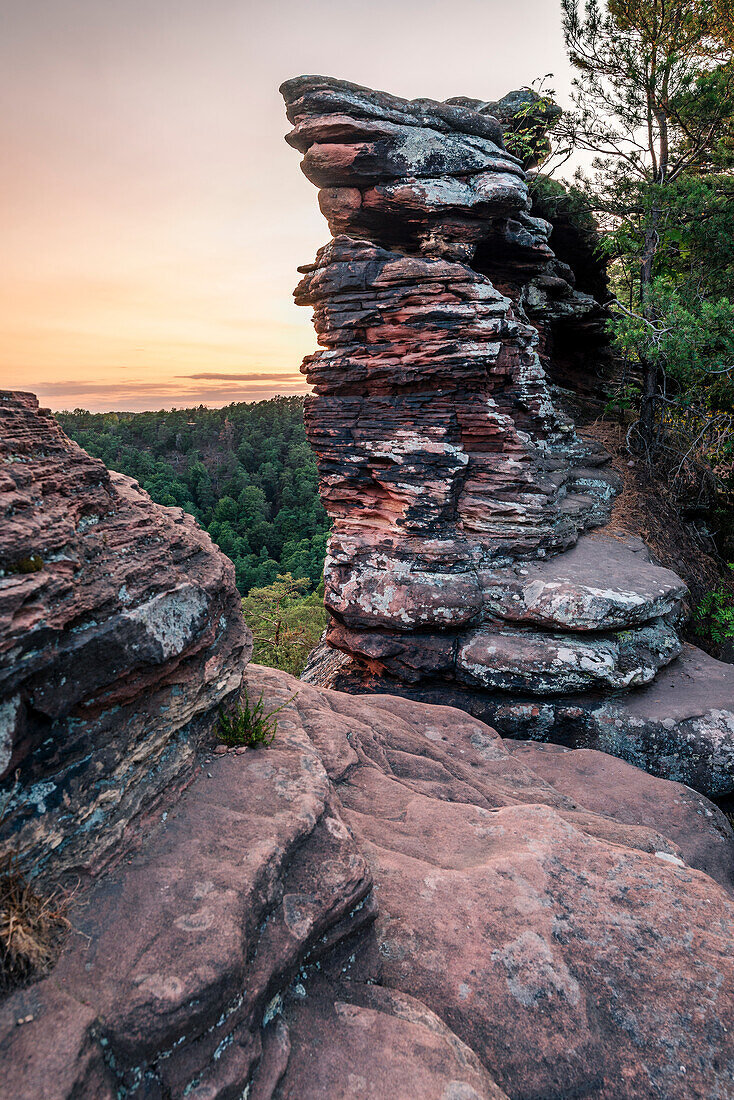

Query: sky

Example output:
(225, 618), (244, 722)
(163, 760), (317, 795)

(0, 0), (576, 412)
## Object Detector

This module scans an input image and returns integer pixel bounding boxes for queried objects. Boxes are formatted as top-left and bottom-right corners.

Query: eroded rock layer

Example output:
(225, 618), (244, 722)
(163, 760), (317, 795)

(0, 392), (251, 880)
(283, 75), (734, 797)
(4, 665), (733, 1099)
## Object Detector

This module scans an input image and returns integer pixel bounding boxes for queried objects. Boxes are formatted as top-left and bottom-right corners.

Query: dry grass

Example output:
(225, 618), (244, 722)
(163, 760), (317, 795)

(0, 850), (70, 995)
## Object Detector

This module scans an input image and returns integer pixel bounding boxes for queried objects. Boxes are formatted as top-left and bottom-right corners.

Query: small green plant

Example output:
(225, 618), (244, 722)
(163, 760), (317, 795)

(603, 382), (642, 421)
(216, 686), (297, 748)
(695, 567), (734, 644)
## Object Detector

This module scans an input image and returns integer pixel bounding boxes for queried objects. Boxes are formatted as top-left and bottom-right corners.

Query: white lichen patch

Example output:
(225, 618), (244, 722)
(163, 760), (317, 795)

(492, 930), (581, 1008)
(655, 851), (686, 868)
(27, 779), (57, 816)
(127, 585), (209, 660)
(458, 618), (679, 693)
(0, 695), (20, 774)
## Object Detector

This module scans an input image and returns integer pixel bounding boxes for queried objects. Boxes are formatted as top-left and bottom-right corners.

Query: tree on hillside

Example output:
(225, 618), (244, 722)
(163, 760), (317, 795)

(559, 0), (734, 448)
(242, 573), (326, 676)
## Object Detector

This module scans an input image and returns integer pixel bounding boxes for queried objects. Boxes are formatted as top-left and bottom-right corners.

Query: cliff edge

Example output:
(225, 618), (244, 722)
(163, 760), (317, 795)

(0, 391), (252, 881)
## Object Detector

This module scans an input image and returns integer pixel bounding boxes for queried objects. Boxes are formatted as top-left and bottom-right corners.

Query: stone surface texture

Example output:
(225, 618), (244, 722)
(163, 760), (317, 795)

(0, 391), (252, 880)
(282, 75), (734, 797)
(3, 664), (733, 1099)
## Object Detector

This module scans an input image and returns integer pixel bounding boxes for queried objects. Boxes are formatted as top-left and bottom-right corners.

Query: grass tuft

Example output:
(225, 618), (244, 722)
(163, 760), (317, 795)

(4, 555), (44, 576)
(217, 685), (297, 749)
(0, 850), (70, 994)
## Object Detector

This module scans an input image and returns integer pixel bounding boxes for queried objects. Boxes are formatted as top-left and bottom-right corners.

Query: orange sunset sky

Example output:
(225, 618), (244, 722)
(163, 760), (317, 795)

(2, 0), (576, 412)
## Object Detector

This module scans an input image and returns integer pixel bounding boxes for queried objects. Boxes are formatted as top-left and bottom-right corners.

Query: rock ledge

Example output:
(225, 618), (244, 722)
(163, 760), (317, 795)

(3, 665), (733, 1099)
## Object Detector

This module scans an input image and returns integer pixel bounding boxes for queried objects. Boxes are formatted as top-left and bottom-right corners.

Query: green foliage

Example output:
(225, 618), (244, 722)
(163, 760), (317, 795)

(663, 175), (734, 295)
(695, 567), (734, 642)
(500, 82), (562, 168)
(560, 0), (734, 190)
(555, 0), (734, 455)
(57, 397), (329, 595)
(600, 175), (734, 308)
(613, 281), (734, 396)
(529, 174), (598, 237)
(603, 381), (641, 418)
(242, 573), (327, 676)
(216, 686), (297, 748)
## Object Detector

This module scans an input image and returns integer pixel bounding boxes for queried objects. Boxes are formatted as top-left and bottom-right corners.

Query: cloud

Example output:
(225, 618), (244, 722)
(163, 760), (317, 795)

(22, 376), (310, 413)
(30, 378), (307, 396)
(179, 372), (305, 382)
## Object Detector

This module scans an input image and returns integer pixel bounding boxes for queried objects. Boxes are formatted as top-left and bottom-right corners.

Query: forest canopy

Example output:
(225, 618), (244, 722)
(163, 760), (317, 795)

(58, 397), (328, 596)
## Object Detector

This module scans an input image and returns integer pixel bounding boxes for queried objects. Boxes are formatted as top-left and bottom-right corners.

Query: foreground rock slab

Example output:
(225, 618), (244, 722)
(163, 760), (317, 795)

(3, 665), (732, 1099)
(0, 391), (251, 880)
(505, 738), (734, 892)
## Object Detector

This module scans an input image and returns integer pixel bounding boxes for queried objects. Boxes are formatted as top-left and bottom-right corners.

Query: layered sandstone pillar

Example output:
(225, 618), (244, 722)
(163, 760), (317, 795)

(282, 76), (734, 797)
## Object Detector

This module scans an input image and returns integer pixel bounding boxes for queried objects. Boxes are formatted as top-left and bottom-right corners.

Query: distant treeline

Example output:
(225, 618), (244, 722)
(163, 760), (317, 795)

(58, 397), (328, 595)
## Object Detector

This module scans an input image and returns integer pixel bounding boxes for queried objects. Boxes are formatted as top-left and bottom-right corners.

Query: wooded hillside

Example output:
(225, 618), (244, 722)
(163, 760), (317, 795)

(58, 397), (328, 595)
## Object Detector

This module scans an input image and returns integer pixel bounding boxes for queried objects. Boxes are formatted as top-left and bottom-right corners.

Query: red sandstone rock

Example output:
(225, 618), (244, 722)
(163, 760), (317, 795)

(305, 642), (734, 797)
(282, 76), (734, 797)
(0, 392), (251, 880)
(505, 738), (734, 892)
(273, 983), (511, 1100)
(3, 664), (732, 1098)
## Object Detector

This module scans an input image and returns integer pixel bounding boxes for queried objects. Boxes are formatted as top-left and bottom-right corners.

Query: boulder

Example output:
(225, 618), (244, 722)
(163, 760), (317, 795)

(305, 643), (734, 798)
(479, 534), (686, 632)
(0, 392), (251, 880)
(505, 739), (734, 892)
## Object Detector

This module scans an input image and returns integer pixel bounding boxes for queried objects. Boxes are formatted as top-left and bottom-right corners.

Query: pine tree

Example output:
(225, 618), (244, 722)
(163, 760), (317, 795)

(559, 0), (734, 447)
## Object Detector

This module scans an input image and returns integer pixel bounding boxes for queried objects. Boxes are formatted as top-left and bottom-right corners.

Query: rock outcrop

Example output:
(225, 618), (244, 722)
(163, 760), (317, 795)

(2, 405), (732, 1097)
(4, 663), (733, 1099)
(282, 75), (734, 797)
(0, 391), (251, 881)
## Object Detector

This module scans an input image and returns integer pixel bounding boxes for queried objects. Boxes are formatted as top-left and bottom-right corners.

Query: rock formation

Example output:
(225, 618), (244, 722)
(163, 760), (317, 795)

(3, 662), (733, 1098)
(282, 75), (734, 797)
(2, 402), (732, 1098)
(0, 391), (251, 881)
